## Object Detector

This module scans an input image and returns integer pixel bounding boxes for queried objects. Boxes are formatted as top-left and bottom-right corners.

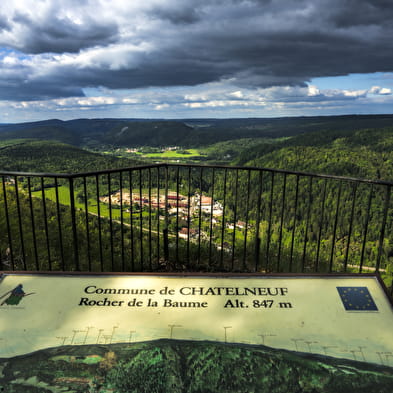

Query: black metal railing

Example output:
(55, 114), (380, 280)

(1, 163), (392, 291)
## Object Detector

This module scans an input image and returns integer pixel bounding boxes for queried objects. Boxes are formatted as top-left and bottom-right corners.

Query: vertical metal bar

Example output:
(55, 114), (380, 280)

(329, 182), (342, 272)
(2, 176), (14, 269)
(254, 171), (263, 272)
(139, 169), (144, 270)
(301, 176), (313, 272)
(41, 178), (51, 270)
(107, 173), (115, 271)
(360, 185), (373, 272)
(289, 175), (299, 272)
(156, 166), (160, 264)
(220, 169), (228, 269)
(148, 168), (152, 270)
(69, 177), (80, 271)
(54, 178), (65, 270)
(344, 183), (358, 271)
(187, 166), (192, 267)
(95, 174), (104, 271)
(242, 170), (251, 271)
(83, 177), (92, 272)
(164, 165), (169, 262)
(376, 185), (391, 272)
(315, 179), (327, 272)
(129, 170), (135, 271)
(198, 167), (203, 266)
(208, 168), (215, 266)
(27, 178), (39, 270)
(119, 172), (125, 271)
(277, 173), (287, 272)
(14, 176), (26, 269)
(231, 170), (239, 271)
(265, 172), (275, 272)
(175, 166), (180, 266)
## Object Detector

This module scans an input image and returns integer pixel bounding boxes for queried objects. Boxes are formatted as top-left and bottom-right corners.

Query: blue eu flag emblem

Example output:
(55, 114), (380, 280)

(337, 287), (378, 311)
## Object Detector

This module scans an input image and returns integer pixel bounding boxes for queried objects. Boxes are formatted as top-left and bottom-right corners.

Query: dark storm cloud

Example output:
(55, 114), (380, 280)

(0, 80), (83, 101)
(328, 0), (393, 27)
(0, 15), (10, 32)
(11, 11), (119, 54)
(1, 0), (393, 101)
(149, 4), (201, 25)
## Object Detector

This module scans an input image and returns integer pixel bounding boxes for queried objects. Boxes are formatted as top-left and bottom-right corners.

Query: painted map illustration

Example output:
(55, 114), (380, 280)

(0, 273), (392, 392)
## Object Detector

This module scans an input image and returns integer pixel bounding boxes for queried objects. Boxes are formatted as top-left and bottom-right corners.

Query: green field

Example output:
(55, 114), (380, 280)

(32, 186), (129, 221)
(31, 185), (176, 227)
(0, 138), (36, 148)
(140, 149), (204, 159)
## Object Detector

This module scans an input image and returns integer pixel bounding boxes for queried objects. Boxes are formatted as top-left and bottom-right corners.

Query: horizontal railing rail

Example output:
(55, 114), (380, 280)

(1, 163), (392, 293)
(2, 162), (393, 186)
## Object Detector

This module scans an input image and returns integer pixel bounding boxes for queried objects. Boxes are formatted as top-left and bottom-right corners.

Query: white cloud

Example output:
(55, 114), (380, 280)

(307, 85), (320, 96)
(369, 86), (392, 95)
(228, 91), (244, 99)
(155, 103), (170, 110)
(342, 89), (368, 98)
(183, 100), (254, 108)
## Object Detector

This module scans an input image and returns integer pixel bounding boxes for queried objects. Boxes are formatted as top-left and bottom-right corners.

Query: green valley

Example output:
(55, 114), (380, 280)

(1, 115), (393, 291)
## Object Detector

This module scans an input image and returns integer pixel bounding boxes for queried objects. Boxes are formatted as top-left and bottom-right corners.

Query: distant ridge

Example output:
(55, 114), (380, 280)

(1, 114), (393, 148)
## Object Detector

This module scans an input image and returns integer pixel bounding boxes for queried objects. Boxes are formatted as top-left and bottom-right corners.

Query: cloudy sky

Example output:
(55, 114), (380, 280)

(0, 0), (393, 122)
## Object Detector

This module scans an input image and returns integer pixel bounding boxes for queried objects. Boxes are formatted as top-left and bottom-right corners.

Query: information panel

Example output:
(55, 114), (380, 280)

(0, 273), (392, 391)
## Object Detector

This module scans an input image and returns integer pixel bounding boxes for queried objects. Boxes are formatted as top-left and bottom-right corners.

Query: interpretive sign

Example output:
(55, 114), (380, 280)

(0, 272), (392, 392)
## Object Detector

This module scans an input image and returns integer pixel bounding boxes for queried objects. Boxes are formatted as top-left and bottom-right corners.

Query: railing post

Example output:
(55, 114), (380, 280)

(301, 176), (313, 272)
(344, 182), (358, 272)
(107, 173), (114, 271)
(163, 228), (169, 263)
(376, 185), (391, 272)
(69, 177), (80, 271)
(2, 176), (14, 270)
(359, 185), (373, 272)
(27, 177), (39, 270)
(54, 177), (65, 270)
(14, 176), (26, 270)
(119, 172), (125, 272)
(277, 173), (287, 272)
(329, 182), (342, 272)
(83, 177), (92, 272)
(95, 174), (104, 271)
(41, 177), (52, 270)
(139, 169), (144, 270)
(242, 170), (251, 271)
(289, 175), (299, 272)
(266, 172), (275, 272)
(164, 165), (169, 262)
(254, 171), (263, 272)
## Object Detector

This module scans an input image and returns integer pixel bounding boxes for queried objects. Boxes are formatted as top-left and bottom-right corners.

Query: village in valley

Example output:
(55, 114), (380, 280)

(99, 189), (251, 242)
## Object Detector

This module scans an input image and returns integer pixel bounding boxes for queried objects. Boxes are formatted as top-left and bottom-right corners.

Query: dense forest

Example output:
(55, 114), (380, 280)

(0, 140), (144, 173)
(236, 127), (393, 181)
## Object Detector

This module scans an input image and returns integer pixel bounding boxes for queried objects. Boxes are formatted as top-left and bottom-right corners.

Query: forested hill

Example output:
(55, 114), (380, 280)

(235, 126), (393, 181)
(2, 116), (393, 180)
(0, 141), (144, 173)
(1, 114), (393, 148)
